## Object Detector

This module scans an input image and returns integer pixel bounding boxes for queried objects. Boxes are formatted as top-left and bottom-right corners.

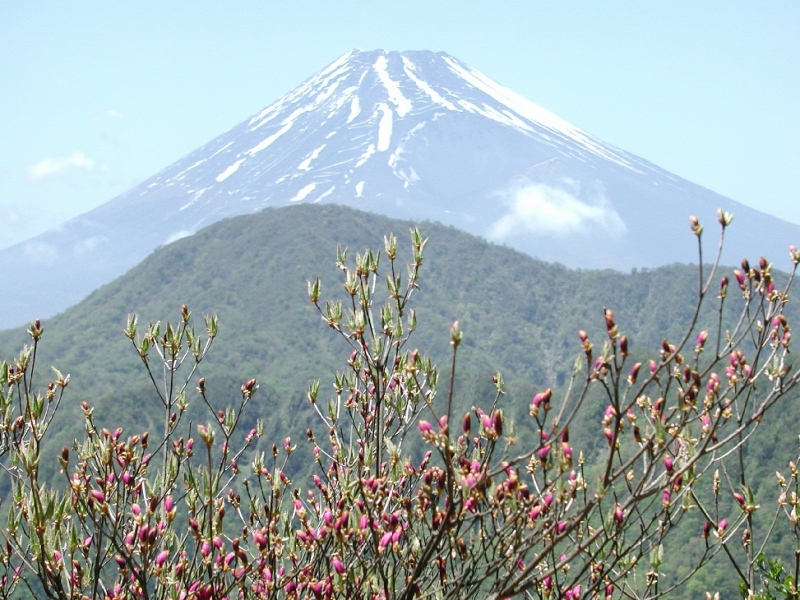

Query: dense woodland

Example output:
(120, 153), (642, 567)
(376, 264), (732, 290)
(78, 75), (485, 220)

(1, 204), (798, 598)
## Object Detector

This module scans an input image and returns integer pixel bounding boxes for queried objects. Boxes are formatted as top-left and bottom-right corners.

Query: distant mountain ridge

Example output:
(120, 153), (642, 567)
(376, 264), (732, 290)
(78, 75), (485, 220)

(3, 49), (798, 329)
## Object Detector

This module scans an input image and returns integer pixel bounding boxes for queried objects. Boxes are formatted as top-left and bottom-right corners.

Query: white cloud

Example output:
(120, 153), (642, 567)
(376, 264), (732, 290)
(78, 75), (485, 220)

(23, 242), (59, 265)
(164, 230), (193, 245)
(106, 109), (123, 118)
(74, 236), (108, 254)
(488, 182), (626, 240)
(0, 203), (70, 250)
(27, 152), (95, 181)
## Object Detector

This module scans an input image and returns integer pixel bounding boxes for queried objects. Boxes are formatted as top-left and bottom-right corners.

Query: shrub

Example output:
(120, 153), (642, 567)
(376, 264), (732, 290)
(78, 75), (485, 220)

(0, 211), (798, 599)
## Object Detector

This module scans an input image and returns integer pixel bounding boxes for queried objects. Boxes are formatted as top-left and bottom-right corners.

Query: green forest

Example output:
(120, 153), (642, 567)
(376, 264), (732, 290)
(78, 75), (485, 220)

(1, 204), (798, 599)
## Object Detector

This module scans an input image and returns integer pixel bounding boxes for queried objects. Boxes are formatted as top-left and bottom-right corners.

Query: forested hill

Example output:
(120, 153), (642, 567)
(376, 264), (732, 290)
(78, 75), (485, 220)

(0, 203), (741, 431)
(0, 203), (798, 597)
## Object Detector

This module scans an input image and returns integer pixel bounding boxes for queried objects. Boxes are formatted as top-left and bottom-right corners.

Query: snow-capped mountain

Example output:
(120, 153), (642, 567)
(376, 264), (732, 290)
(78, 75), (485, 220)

(3, 49), (798, 329)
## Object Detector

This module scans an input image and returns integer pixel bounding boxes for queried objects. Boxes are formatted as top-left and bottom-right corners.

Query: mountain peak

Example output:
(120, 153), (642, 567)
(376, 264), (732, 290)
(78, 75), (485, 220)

(1, 49), (797, 330)
(145, 47), (642, 231)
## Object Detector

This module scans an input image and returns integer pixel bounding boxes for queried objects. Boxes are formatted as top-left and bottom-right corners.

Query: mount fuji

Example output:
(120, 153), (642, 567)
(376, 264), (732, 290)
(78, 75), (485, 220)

(3, 49), (798, 329)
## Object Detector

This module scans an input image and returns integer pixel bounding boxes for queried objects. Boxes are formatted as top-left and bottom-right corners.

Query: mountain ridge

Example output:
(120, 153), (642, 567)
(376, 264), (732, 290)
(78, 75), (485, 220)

(3, 49), (797, 329)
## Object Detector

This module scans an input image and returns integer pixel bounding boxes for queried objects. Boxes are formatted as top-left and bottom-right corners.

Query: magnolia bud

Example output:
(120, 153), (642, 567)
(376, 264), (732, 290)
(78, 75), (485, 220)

(462, 413), (471, 435)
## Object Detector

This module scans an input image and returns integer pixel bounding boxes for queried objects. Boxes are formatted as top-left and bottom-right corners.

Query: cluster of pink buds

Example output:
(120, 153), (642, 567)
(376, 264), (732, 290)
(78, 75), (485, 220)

(771, 314), (791, 349)
(418, 420), (436, 442)
(592, 356), (610, 379)
(725, 350), (752, 384)
(530, 388), (551, 418)
(478, 410), (503, 440)
(528, 491), (554, 524)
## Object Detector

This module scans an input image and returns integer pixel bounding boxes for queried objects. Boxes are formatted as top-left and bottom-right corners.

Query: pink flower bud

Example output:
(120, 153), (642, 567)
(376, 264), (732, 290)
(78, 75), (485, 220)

(734, 269), (746, 288)
(332, 557), (345, 575)
(538, 446), (549, 463)
(529, 505), (541, 522)
(492, 411), (503, 436)
(614, 504), (624, 525)
(379, 531), (393, 549)
(663, 455), (674, 474)
(155, 550), (169, 568)
(696, 330), (708, 349)
(603, 427), (614, 445)
(629, 362), (641, 383)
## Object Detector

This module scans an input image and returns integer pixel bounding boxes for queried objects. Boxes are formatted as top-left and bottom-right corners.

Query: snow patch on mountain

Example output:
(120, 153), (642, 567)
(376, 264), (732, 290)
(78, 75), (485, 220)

(315, 186), (336, 203)
(402, 57), (457, 111)
(248, 121), (294, 155)
(441, 56), (640, 173)
(168, 158), (207, 183)
(298, 145), (327, 171)
(347, 96), (361, 123)
(291, 183), (317, 202)
(389, 122), (425, 169)
(377, 104), (393, 151)
(216, 159), (246, 182)
(355, 144), (377, 168)
(373, 55), (412, 117)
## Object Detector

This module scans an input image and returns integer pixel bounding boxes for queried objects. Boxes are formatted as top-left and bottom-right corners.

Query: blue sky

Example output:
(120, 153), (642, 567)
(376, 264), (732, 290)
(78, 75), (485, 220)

(1, 2), (798, 250)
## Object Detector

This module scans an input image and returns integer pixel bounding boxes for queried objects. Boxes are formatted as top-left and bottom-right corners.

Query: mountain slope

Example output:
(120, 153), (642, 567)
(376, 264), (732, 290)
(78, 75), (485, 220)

(1, 203), (787, 444)
(0, 204), (797, 599)
(3, 49), (798, 329)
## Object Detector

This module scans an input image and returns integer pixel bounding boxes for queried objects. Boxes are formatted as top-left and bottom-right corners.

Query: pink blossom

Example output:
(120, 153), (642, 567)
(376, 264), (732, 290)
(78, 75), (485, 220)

(155, 550), (169, 568)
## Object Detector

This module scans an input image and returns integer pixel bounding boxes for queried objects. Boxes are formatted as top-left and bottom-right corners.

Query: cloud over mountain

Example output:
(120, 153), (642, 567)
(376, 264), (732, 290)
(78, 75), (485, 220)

(1, 49), (797, 330)
(27, 152), (94, 180)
